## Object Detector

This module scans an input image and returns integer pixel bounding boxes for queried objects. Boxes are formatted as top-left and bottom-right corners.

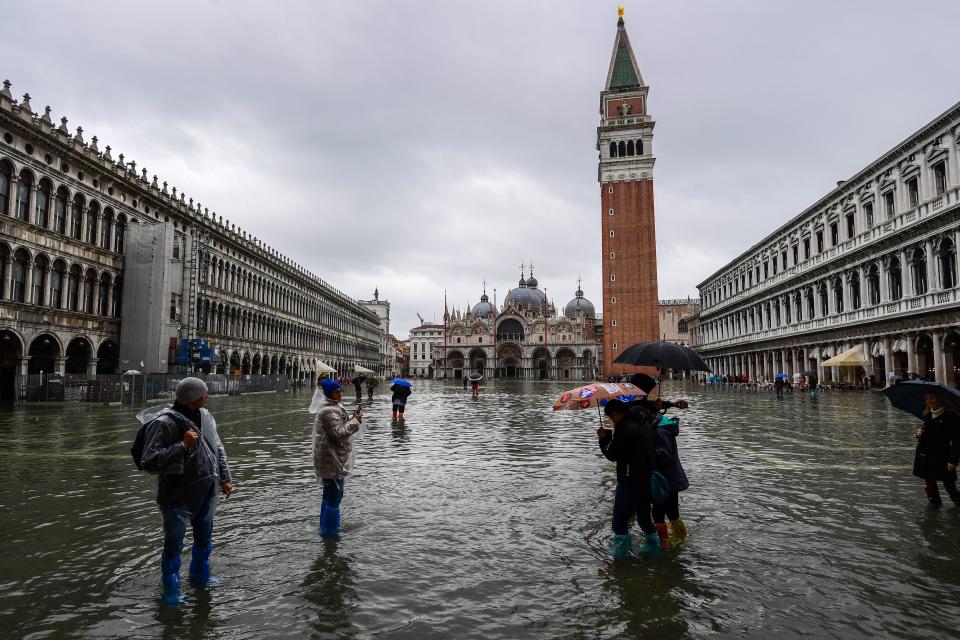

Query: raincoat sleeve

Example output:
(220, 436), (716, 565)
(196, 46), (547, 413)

(654, 429), (672, 470)
(140, 415), (187, 475)
(319, 406), (360, 444)
(598, 431), (620, 462)
(217, 440), (231, 483)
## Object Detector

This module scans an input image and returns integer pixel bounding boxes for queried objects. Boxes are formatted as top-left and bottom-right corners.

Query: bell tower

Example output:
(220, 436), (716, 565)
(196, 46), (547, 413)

(598, 7), (660, 376)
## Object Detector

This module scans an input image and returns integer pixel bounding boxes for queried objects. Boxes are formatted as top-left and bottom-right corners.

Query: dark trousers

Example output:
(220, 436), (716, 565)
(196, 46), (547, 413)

(652, 491), (680, 523)
(612, 482), (655, 535)
(925, 478), (959, 503)
(354, 384), (362, 399)
(322, 478), (345, 509)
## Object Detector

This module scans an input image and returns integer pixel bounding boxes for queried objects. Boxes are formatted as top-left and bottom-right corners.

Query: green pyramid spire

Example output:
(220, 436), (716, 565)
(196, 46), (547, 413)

(609, 36), (640, 89)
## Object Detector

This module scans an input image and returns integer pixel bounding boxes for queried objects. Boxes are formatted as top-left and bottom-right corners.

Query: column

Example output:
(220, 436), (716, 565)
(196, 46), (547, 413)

(925, 239), (937, 291)
(906, 333), (917, 376)
(880, 258), (891, 302)
(4, 257), (13, 301)
(18, 356), (30, 377)
(91, 279), (100, 315)
(8, 175), (19, 219)
(105, 283), (114, 318)
(28, 184), (38, 225)
(815, 347), (824, 383)
(882, 336), (893, 386)
(87, 358), (99, 376)
(41, 268), (50, 307)
(54, 357), (66, 376)
(862, 339), (872, 380)
(933, 330), (946, 383)
(900, 249), (911, 297)
(22, 263), (32, 305)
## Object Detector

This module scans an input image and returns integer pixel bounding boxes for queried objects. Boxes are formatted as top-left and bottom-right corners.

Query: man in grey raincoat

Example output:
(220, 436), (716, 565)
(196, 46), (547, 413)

(140, 377), (232, 605)
(311, 379), (362, 539)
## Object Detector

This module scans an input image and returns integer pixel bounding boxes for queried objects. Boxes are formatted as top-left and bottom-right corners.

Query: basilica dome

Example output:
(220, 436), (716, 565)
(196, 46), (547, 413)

(564, 284), (596, 320)
(471, 291), (495, 319)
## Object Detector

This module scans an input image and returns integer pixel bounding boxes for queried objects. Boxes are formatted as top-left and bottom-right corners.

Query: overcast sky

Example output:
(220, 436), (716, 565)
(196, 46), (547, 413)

(5, 1), (959, 338)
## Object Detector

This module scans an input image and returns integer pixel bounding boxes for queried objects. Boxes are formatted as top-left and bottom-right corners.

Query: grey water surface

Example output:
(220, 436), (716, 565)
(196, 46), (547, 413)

(1, 381), (958, 639)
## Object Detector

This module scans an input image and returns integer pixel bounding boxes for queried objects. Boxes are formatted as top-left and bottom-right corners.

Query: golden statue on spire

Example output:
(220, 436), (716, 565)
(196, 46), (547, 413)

(618, 6), (624, 18)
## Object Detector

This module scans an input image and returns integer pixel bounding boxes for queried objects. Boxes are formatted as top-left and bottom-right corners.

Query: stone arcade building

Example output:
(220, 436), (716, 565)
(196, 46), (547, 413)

(695, 100), (960, 387)
(0, 80), (381, 400)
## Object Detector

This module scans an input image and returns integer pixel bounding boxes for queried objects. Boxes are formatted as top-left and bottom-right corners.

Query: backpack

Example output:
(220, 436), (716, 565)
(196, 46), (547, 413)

(650, 470), (670, 505)
(130, 409), (193, 471)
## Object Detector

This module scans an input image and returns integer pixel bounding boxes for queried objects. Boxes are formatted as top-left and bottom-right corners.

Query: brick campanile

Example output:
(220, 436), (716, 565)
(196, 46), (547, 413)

(597, 9), (660, 376)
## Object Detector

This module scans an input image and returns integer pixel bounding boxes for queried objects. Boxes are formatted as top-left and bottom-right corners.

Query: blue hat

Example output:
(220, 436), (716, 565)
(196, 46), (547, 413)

(320, 379), (342, 398)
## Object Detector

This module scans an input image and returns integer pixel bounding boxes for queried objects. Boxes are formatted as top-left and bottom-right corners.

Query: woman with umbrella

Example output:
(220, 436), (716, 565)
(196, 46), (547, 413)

(912, 389), (960, 507)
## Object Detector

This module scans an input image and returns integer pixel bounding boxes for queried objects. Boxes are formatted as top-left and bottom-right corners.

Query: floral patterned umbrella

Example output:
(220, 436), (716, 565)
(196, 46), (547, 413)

(552, 382), (646, 411)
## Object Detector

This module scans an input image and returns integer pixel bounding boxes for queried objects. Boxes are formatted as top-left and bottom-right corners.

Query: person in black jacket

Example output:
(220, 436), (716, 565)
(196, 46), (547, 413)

(912, 390), (960, 507)
(628, 373), (688, 417)
(598, 399), (660, 556)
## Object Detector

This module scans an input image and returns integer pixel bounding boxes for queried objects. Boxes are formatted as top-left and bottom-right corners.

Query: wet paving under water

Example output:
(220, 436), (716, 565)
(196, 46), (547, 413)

(1, 381), (960, 639)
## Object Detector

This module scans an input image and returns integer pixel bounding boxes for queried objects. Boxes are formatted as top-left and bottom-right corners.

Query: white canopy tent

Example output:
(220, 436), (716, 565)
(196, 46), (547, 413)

(353, 365), (375, 374)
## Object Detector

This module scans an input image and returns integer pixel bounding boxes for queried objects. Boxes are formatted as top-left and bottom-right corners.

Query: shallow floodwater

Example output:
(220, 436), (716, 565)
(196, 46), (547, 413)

(1, 381), (959, 639)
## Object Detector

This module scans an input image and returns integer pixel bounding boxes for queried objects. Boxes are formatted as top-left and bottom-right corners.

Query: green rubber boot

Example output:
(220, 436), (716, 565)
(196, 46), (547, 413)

(609, 534), (632, 558)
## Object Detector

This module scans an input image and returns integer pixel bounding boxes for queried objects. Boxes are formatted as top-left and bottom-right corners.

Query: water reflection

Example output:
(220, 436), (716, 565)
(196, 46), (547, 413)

(2, 381), (960, 637)
(302, 540), (357, 638)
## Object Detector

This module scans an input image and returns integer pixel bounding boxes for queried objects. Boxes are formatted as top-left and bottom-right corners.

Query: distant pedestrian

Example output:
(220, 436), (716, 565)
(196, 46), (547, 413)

(471, 379), (480, 398)
(391, 380), (412, 420)
(887, 370), (897, 387)
(598, 399), (660, 557)
(139, 377), (232, 605)
(352, 375), (365, 401)
(912, 390), (960, 507)
(774, 376), (784, 399)
(311, 379), (363, 538)
(463, 375), (468, 389)
(365, 377), (378, 400)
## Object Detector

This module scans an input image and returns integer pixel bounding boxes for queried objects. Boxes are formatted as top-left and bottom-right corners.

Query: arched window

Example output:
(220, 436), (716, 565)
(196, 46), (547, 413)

(939, 238), (956, 289)
(16, 170), (32, 221)
(98, 273), (111, 315)
(0, 161), (11, 215)
(67, 265), (82, 311)
(626, 140), (635, 156)
(0, 244), (8, 299)
(833, 278), (844, 313)
(53, 187), (67, 234)
(867, 265), (880, 305)
(114, 214), (126, 253)
(32, 255), (48, 305)
(83, 269), (96, 314)
(49, 260), (65, 308)
(889, 258), (902, 300)
(636, 139), (644, 155)
(70, 194), (84, 240)
(85, 201), (99, 245)
(609, 142), (617, 158)
(35, 179), (51, 228)
(101, 208), (113, 250)
(11, 249), (29, 303)
(818, 283), (828, 316)
(618, 141), (626, 157)
(850, 271), (861, 310)
(910, 248), (927, 295)
(112, 275), (123, 317)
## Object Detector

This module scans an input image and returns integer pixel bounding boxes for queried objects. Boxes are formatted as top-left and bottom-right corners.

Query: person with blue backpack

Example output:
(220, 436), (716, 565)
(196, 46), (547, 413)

(598, 398), (661, 557)
(135, 377), (232, 606)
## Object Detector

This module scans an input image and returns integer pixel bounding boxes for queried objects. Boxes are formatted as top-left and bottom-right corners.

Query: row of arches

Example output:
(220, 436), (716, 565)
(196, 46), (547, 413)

(0, 329), (119, 400)
(701, 235), (959, 345)
(608, 139), (644, 158)
(441, 345), (596, 380)
(199, 298), (375, 362)
(199, 249), (377, 341)
(0, 241), (123, 316)
(0, 159), (129, 253)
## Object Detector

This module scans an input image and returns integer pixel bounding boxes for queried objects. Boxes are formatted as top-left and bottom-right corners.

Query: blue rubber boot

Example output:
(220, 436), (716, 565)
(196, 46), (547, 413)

(319, 502), (327, 531)
(642, 531), (662, 554)
(189, 543), (223, 587)
(160, 557), (183, 605)
(609, 534), (632, 558)
(320, 505), (341, 539)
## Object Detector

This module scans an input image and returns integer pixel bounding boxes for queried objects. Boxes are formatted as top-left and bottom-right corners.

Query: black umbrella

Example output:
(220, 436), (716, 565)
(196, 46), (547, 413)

(612, 341), (711, 372)
(881, 380), (960, 419)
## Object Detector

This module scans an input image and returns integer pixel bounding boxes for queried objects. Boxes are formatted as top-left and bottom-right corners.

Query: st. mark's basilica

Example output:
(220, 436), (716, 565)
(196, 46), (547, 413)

(435, 266), (602, 380)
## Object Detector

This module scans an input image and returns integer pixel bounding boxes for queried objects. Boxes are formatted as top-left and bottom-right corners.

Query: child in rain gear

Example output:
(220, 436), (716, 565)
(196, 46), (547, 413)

(653, 416), (690, 547)
(913, 390), (960, 507)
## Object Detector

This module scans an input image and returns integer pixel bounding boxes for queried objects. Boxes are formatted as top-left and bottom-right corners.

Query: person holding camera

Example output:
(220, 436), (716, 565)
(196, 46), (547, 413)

(312, 379), (363, 539)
